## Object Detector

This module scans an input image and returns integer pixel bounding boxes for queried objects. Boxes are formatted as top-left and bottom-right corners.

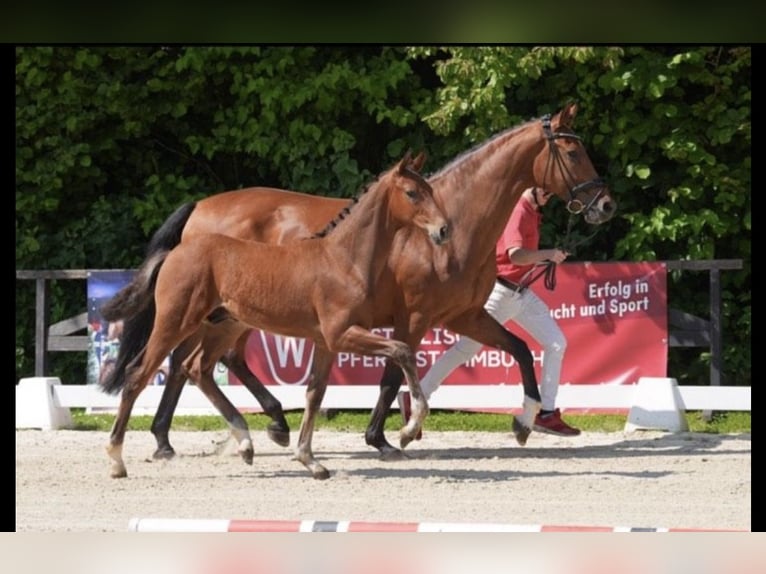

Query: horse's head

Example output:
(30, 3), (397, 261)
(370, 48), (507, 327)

(533, 103), (617, 225)
(387, 150), (451, 245)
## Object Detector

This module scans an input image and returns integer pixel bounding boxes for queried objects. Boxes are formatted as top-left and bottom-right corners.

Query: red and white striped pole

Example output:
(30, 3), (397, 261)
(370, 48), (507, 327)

(128, 518), (745, 533)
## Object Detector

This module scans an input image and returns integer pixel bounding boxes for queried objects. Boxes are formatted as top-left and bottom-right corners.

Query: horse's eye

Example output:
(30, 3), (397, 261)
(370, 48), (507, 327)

(405, 189), (420, 201)
(567, 150), (579, 161)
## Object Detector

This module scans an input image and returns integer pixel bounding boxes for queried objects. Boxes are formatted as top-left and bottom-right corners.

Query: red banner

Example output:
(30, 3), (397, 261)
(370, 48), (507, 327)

(235, 262), (667, 388)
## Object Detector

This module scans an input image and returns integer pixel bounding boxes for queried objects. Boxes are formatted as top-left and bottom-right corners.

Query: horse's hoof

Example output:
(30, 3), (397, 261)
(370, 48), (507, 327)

(152, 447), (176, 461)
(512, 417), (531, 446)
(239, 448), (254, 465)
(110, 466), (128, 479)
(301, 459), (330, 480)
(312, 468), (331, 480)
(266, 425), (290, 448)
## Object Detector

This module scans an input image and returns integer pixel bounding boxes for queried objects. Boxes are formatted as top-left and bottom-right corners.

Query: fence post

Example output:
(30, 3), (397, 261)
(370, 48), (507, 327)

(34, 278), (49, 377)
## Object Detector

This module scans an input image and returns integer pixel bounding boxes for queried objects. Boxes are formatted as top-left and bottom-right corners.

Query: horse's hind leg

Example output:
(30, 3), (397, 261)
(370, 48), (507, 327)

(294, 348), (335, 480)
(151, 335), (201, 460)
(222, 331), (290, 447)
(108, 341), (175, 478)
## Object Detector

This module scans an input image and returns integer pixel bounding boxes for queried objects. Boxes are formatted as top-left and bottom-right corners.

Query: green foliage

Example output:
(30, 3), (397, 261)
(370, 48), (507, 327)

(15, 46), (434, 382)
(405, 45), (750, 388)
(17, 46), (750, 390)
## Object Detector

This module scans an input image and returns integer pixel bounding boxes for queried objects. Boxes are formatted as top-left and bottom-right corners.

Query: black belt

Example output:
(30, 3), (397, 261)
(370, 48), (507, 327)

(496, 276), (526, 294)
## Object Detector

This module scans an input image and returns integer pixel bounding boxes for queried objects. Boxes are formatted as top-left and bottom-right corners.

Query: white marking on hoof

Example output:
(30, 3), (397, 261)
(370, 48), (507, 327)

(516, 396), (542, 430)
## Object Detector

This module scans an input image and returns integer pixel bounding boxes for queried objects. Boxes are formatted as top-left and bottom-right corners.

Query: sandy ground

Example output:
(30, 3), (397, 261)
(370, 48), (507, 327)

(15, 428), (750, 532)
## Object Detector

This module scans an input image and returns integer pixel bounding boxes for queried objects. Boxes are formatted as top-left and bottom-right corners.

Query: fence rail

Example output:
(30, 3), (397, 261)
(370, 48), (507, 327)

(16, 260), (744, 389)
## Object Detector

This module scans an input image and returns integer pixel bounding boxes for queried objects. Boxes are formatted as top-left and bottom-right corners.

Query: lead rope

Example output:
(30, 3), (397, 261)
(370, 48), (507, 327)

(517, 260), (557, 292)
(518, 213), (601, 293)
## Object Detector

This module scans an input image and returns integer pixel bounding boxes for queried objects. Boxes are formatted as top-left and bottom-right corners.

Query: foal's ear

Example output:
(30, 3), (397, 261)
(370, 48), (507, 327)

(399, 149), (413, 169)
(557, 102), (579, 128)
(410, 150), (427, 173)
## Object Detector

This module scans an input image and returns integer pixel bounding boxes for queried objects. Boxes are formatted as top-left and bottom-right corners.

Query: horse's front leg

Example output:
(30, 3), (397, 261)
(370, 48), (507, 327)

(294, 348), (335, 480)
(445, 309), (541, 446)
(364, 360), (407, 460)
(335, 326), (427, 452)
(396, 347), (429, 450)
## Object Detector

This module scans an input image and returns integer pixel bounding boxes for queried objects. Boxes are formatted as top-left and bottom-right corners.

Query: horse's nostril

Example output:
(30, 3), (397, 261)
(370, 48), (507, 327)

(440, 224), (450, 240)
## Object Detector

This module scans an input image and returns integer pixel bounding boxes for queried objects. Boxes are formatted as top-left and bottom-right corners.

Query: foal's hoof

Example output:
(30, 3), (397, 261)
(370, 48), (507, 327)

(299, 458), (330, 480)
(512, 417), (532, 447)
(312, 468), (331, 481)
(110, 464), (128, 479)
(152, 446), (176, 461)
(240, 449), (254, 465)
(400, 427), (422, 450)
(266, 423), (290, 448)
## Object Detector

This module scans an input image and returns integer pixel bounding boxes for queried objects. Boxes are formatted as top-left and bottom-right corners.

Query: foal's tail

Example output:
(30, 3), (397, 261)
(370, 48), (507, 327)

(100, 201), (197, 322)
(98, 249), (169, 395)
(98, 201), (196, 395)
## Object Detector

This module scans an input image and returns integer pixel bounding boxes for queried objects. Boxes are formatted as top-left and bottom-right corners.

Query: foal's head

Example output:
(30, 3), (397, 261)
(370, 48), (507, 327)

(532, 102), (617, 225)
(384, 150), (450, 245)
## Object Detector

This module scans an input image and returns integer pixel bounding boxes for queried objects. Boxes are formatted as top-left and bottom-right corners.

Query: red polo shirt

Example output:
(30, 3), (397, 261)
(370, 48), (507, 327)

(495, 191), (542, 284)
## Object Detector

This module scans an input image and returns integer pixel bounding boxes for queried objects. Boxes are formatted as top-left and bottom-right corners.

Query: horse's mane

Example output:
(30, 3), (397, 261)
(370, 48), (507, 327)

(429, 116), (537, 182)
(310, 162), (429, 239)
(310, 181), (369, 239)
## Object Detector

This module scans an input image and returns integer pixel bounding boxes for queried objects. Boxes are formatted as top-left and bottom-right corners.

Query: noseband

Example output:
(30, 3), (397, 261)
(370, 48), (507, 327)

(541, 114), (606, 216)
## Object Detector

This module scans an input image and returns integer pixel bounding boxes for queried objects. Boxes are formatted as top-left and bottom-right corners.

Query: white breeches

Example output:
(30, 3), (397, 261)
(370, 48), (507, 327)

(419, 280), (567, 411)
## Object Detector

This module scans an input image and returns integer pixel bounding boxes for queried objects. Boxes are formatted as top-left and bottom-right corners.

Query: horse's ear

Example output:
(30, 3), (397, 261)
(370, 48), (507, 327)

(557, 102), (578, 128)
(398, 149), (413, 172)
(411, 150), (427, 172)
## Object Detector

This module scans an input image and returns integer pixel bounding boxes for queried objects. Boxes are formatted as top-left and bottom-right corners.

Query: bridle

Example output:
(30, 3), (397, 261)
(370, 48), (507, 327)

(517, 114), (609, 292)
(541, 114), (606, 216)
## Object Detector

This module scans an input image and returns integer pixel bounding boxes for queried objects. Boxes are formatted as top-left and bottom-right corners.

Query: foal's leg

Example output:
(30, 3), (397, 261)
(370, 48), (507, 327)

(221, 331), (290, 447)
(363, 323), (427, 459)
(107, 335), (182, 478)
(445, 309), (541, 446)
(151, 328), (290, 454)
(335, 326), (427, 449)
(184, 334), (256, 466)
(293, 348), (336, 480)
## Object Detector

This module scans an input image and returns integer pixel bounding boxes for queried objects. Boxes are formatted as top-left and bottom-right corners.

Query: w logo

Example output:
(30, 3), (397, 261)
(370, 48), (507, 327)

(244, 331), (314, 386)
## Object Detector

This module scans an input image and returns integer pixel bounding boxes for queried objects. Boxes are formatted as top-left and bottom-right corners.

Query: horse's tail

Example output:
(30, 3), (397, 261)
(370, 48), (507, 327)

(98, 249), (168, 395)
(98, 201), (195, 395)
(100, 201), (197, 322)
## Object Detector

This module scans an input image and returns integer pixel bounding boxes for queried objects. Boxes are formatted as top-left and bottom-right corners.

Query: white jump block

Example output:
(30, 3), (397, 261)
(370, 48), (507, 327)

(16, 377), (73, 430)
(625, 377), (689, 432)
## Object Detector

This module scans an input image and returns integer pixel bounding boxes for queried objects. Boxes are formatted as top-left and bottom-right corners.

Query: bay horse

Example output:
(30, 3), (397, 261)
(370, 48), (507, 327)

(100, 151), (450, 478)
(103, 103), (617, 479)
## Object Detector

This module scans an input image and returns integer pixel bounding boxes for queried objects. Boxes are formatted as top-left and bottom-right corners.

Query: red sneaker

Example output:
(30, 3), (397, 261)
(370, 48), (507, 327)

(533, 408), (581, 436)
(396, 391), (422, 440)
